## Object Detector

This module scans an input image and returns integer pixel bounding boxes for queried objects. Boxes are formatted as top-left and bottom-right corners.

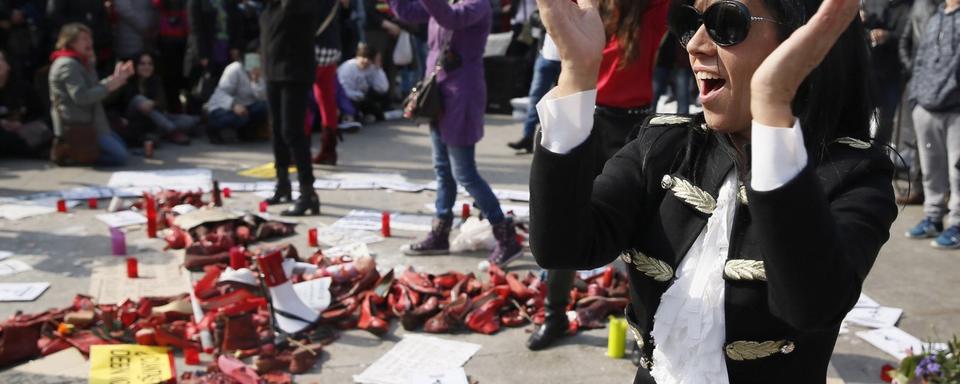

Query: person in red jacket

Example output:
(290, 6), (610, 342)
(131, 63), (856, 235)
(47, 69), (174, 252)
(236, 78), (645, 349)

(526, 0), (669, 352)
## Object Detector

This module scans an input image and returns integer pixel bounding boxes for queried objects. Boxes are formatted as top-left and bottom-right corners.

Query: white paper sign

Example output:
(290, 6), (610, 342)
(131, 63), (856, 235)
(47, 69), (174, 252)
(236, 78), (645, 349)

(856, 327), (947, 361)
(0, 251), (14, 261)
(313, 179), (341, 190)
(353, 335), (481, 384)
(844, 306), (903, 329)
(0, 260), (32, 276)
(376, 181), (426, 193)
(0, 282), (50, 301)
(855, 293), (880, 309)
(316, 226), (384, 247)
(293, 278), (333, 312)
(107, 169), (212, 188)
(410, 367), (469, 384)
(493, 189), (530, 202)
(95, 211), (148, 228)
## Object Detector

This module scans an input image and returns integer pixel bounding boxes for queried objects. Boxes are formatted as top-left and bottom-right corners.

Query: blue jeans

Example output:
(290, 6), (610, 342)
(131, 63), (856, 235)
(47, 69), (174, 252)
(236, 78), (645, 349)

(653, 66), (693, 115)
(207, 101), (268, 135)
(523, 55), (562, 139)
(431, 128), (505, 225)
(98, 131), (129, 166)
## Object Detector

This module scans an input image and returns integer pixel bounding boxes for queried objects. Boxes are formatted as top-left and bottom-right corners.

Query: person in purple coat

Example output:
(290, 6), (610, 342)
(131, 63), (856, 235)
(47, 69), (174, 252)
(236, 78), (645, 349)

(392, 0), (522, 266)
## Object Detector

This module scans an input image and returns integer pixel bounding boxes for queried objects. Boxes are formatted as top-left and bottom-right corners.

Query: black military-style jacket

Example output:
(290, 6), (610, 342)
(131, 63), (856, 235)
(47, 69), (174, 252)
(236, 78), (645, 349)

(529, 115), (898, 384)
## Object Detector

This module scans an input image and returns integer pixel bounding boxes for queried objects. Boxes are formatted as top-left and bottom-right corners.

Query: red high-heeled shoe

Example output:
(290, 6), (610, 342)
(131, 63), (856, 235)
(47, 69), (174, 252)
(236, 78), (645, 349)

(401, 296), (440, 331)
(465, 293), (505, 335)
(357, 294), (389, 337)
(506, 273), (533, 301)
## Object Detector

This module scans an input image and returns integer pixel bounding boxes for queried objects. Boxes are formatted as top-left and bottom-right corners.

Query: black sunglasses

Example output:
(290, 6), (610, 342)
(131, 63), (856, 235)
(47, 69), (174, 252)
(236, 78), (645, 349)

(669, 1), (780, 47)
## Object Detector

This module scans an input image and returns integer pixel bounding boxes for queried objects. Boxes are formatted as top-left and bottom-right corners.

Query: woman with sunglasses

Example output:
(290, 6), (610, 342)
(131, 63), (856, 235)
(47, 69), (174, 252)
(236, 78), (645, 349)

(531, 0), (897, 382)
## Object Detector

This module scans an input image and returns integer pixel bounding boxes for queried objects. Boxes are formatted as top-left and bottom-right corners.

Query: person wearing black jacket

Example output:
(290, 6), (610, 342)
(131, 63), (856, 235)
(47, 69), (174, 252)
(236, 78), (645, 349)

(532, 0), (896, 382)
(260, 0), (321, 216)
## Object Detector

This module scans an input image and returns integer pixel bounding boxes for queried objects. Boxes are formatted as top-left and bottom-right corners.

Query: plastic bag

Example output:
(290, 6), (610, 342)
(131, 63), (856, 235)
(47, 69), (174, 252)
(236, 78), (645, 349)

(450, 217), (495, 252)
(393, 31), (414, 66)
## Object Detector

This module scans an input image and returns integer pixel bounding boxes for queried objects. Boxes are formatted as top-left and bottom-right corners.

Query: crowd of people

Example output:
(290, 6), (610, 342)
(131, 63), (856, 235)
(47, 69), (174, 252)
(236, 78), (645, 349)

(0, 0), (540, 165)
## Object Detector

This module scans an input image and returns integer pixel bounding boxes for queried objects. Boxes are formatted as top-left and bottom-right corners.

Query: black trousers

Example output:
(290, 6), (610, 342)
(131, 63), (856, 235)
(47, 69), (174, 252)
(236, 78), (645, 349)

(268, 81), (315, 193)
(542, 106), (653, 317)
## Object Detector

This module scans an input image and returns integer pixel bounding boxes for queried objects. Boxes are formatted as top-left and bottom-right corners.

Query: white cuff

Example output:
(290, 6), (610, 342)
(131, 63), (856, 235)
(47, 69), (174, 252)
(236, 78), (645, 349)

(536, 88), (597, 154)
(750, 118), (808, 192)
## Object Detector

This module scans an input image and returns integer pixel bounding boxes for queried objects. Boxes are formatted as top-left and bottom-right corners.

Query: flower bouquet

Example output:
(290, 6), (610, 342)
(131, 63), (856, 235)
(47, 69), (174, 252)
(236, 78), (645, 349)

(884, 337), (959, 384)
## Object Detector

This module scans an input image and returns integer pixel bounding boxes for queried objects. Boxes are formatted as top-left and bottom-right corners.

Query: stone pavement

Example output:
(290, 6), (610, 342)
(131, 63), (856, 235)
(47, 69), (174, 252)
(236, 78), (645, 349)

(0, 114), (957, 383)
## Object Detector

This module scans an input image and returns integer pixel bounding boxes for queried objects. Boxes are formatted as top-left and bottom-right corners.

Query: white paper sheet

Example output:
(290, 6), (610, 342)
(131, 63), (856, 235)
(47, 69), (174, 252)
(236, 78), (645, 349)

(0, 204), (55, 221)
(844, 306), (903, 329)
(330, 172), (407, 184)
(376, 181), (426, 193)
(312, 179), (340, 190)
(353, 335), (481, 384)
(95, 211), (148, 228)
(0, 282), (50, 301)
(219, 182), (260, 192)
(855, 293), (881, 309)
(390, 213), (434, 232)
(60, 186), (115, 200)
(333, 210), (383, 231)
(0, 251), (12, 261)
(856, 327), (947, 361)
(107, 169), (212, 188)
(316, 226), (384, 247)
(337, 180), (378, 190)
(293, 278), (333, 312)
(324, 242), (373, 259)
(0, 260), (32, 276)
(493, 189), (530, 202)
(410, 368), (469, 384)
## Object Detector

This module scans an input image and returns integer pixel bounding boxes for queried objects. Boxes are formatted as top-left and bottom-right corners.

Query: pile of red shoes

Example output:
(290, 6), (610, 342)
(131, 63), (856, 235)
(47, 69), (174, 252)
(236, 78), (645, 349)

(308, 250), (631, 337)
(162, 215), (296, 271)
(133, 189), (207, 231)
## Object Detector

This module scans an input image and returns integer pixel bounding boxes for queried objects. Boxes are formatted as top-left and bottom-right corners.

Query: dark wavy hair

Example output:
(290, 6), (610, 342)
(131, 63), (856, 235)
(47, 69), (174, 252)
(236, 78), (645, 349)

(599, 0), (653, 68)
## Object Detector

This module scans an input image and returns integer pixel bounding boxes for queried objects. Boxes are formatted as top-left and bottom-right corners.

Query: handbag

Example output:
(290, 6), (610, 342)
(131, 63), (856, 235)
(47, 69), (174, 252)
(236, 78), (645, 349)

(50, 94), (100, 166)
(402, 31), (453, 122)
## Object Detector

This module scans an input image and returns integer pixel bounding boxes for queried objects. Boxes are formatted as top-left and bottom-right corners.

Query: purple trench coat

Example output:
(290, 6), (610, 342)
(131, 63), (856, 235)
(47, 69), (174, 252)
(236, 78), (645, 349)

(388, 0), (491, 146)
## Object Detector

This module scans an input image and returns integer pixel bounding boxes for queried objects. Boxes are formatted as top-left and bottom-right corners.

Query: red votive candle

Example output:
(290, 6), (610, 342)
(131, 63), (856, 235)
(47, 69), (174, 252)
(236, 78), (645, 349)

(184, 347), (201, 365)
(381, 211), (391, 238)
(229, 246), (247, 270)
(308, 228), (318, 247)
(126, 257), (139, 278)
(259, 201), (268, 213)
(88, 198), (98, 209)
(223, 187), (232, 198)
(145, 195), (157, 238)
(462, 203), (471, 220)
(56, 199), (67, 213)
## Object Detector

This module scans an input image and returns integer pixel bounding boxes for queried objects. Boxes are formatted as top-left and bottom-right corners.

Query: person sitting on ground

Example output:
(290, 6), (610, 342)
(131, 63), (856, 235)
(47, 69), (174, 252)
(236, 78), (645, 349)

(337, 43), (390, 122)
(203, 51), (268, 144)
(49, 23), (134, 166)
(0, 51), (52, 159)
(121, 52), (199, 146)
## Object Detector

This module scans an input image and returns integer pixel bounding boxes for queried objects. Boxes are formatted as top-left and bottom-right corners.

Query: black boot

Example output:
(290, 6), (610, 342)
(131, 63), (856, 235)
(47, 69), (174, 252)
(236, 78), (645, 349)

(526, 309), (569, 351)
(263, 181), (293, 206)
(507, 136), (533, 153)
(527, 270), (575, 351)
(281, 190), (320, 216)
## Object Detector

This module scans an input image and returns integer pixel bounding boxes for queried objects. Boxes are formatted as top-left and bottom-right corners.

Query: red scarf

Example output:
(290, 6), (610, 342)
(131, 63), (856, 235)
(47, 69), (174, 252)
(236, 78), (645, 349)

(49, 49), (89, 67)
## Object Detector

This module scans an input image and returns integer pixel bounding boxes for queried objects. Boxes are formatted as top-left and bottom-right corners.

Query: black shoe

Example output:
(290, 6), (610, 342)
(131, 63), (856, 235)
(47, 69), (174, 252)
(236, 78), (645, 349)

(281, 193), (320, 217)
(263, 183), (293, 206)
(206, 127), (225, 145)
(507, 136), (533, 153)
(526, 315), (568, 351)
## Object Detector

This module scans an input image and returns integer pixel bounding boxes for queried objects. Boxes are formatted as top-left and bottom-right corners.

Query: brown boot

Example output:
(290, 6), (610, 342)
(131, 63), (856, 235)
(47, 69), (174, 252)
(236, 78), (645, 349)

(313, 128), (339, 165)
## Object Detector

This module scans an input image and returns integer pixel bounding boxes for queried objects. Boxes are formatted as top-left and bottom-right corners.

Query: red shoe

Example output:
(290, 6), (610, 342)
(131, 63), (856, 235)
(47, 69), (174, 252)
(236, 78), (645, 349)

(289, 342), (324, 374)
(506, 273), (533, 301)
(574, 297), (629, 329)
(465, 293), (505, 335)
(357, 294), (389, 337)
(399, 268), (440, 296)
(401, 296), (440, 331)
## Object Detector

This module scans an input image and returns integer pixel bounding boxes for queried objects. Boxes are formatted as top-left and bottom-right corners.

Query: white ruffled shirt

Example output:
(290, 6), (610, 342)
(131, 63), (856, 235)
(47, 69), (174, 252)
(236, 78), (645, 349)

(536, 89), (807, 384)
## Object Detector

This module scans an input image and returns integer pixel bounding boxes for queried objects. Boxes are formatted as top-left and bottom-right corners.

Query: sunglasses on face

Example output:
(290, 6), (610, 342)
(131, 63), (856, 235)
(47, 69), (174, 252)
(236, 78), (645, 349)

(669, 0), (780, 47)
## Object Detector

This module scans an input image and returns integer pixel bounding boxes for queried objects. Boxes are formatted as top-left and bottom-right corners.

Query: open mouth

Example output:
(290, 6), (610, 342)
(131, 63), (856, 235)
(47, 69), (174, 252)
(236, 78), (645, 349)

(696, 72), (727, 102)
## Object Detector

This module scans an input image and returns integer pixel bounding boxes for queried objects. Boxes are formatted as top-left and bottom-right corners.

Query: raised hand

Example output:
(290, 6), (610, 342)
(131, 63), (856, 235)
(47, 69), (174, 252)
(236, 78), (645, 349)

(750, 0), (859, 127)
(536, 0), (605, 95)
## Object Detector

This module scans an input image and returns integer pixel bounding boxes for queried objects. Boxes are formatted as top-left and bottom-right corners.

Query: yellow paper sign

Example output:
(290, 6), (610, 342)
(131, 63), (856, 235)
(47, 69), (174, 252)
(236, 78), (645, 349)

(89, 344), (175, 384)
(238, 162), (298, 179)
